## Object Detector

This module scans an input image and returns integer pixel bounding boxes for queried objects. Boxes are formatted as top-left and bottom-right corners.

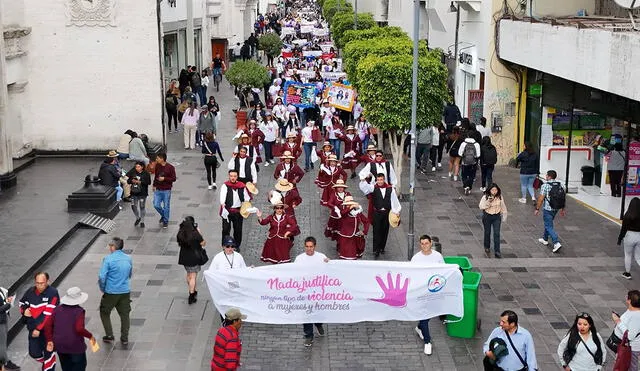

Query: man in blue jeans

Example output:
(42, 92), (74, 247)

(152, 153), (177, 228)
(535, 170), (565, 253)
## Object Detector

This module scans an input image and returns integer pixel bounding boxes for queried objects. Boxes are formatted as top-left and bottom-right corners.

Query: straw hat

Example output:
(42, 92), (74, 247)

(275, 178), (294, 192)
(60, 287), (88, 306)
(246, 182), (259, 195)
(272, 202), (288, 209)
(345, 125), (356, 132)
(332, 179), (348, 188)
(286, 132), (297, 139)
(327, 154), (338, 162)
(238, 133), (250, 142)
(107, 150), (118, 158)
(322, 141), (333, 150)
(342, 195), (359, 207)
(365, 144), (377, 152)
(389, 212), (401, 228)
(280, 151), (295, 160)
(240, 201), (253, 219)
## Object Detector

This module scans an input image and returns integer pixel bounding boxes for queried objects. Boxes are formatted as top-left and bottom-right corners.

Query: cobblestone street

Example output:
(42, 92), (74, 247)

(6, 81), (631, 371)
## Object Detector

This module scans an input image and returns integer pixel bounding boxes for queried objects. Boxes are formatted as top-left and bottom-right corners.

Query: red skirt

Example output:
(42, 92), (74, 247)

(260, 236), (293, 264)
(320, 186), (333, 205)
(341, 157), (360, 170)
(338, 235), (365, 260)
(324, 216), (340, 240)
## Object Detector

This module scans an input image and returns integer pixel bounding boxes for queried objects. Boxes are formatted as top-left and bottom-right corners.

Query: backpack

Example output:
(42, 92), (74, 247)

(191, 72), (201, 88)
(546, 181), (566, 210)
(462, 142), (477, 165)
(483, 145), (498, 165)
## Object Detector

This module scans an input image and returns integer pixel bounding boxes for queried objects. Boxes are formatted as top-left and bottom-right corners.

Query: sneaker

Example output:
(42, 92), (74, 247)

(414, 327), (424, 340)
(4, 360), (21, 370)
(518, 198), (527, 204)
(102, 335), (115, 343)
(315, 324), (325, 336)
(448, 172), (452, 177)
(213, 183), (218, 190)
(134, 218), (141, 226)
(494, 252), (502, 259)
(264, 162), (269, 167)
(424, 343), (432, 355)
(162, 222), (168, 229)
(453, 176), (458, 181)
(484, 248), (490, 255)
(538, 238), (549, 246)
(480, 187), (486, 192)
(121, 339), (129, 346)
(552, 242), (562, 253)
(431, 167), (436, 172)
(623, 272), (632, 280)
(140, 222), (145, 228)
(159, 218), (164, 224)
(118, 204), (123, 210)
(208, 185), (214, 190)
(304, 337), (313, 347)
(437, 163), (442, 168)
(532, 197), (537, 202)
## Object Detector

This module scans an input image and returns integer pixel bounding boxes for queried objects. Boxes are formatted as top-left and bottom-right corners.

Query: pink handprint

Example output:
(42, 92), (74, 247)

(369, 272), (409, 307)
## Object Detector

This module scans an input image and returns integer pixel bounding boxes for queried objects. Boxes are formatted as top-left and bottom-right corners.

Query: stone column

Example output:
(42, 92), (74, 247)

(186, 0), (195, 65)
(0, 7), (17, 189)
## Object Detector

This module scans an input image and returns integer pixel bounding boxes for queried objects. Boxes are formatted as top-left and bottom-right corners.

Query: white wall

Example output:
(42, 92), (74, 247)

(499, 19), (640, 102)
(22, 0), (163, 150)
(161, 0), (204, 23)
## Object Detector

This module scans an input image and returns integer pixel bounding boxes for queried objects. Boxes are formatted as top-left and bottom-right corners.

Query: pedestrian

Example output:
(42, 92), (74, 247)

(126, 161), (151, 228)
(202, 132), (224, 190)
(98, 237), (132, 346)
(516, 142), (538, 204)
(44, 287), (96, 371)
(283, 132), (302, 161)
(301, 120), (315, 172)
(198, 105), (217, 146)
(116, 130), (132, 160)
(535, 170), (566, 253)
(210, 236), (247, 271)
(411, 235), (444, 355)
(211, 308), (246, 371)
(325, 116), (342, 158)
(257, 201), (299, 263)
(272, 179), (302, 217)
(190, 67), (202, 103)
(0, 287), (20, 371)
(200, 70), (209, 106)
(618, 198), (640, 279)
(338, 125), (362, 179)
(483, 310), (537, 370)
(219, 170), (252, 250)
(178, 68), (190, 96)
(336, 196), (369, 260)
(428, 123), (443, 172)
(355, 115), (371, 151)
(153, 153), (177, 229)
(447, 127), (462, 181)
(127, 132), (149, 165)
(181, 102), (199, 149)
(557, 312), (605, 371)
(317, 155), (347, 206)
(317, 141), (336, 165)
(458, 132), (480, 195)
(181, 86), (198, 107)
(98, 151), (123, 205)
(259, 112), (279, 166)
(415, 126), (432, 173)
(358, 150), (398, 187)
(177, 216), (207, 305)
(607, 143), (626, 197)
(359, 173), (402, 258)
(611, 290), (640, 369)
(165, 81), (179, 134)
(479, 184), (508, 258)
(479, 136), (497, 192)
(228, 146), (257, 185)
(19, 272), (59, 371)
(294, 237), (328, 347)
(273, 151), (304, 184)
(443, 100), (461, 134)
(476, 117), (491, 138)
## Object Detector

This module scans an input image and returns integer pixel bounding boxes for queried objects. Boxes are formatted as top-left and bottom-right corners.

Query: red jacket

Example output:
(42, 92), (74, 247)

(153, 163), (177, 190)
(211, 325), (241, 371)
(259, 214), (300, 239)
(283, 141), (302, 159)
(273, 162), (305, 184)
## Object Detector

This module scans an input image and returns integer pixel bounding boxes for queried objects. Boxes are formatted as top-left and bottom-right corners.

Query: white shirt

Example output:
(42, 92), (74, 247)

(260, 121), (279, 142)
(273, 104), (287, 120)
(410, 250), (444, 265)
(301, 126), (314, 143)
(201, 76), (209, 87)
(210, 251), (247, 270)
(359, 180), (401, 213)
(615, 309), (640, 351)
(358, 162), (398, 186)
(556, 332), (606, 370)
(353, 102), (363, 120)
(294, 251), (328, 265)
(320, 106), (334, 125)
(431, 126), (440, 146)
(219, 184), (250, 209)
(227, 157), (257, 183)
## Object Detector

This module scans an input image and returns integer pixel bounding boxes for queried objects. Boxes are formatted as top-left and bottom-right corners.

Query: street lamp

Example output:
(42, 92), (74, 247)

(408, 0), (420, 260)
(450, 1), (460, 101)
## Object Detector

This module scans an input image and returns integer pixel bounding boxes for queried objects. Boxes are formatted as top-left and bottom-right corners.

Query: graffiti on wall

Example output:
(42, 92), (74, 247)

(485, 87), (516, 164)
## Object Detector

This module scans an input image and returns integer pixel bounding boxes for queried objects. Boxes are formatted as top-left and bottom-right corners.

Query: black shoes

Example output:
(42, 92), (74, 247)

(494, 252), (502, 259)
(134, 218), (141, 226)
(4, 360), (21, 370)
(102, 335), (115, 343)
(140, 222), (145, 228)
(188, 292), (197, 304)
(350, 173), (356, 179)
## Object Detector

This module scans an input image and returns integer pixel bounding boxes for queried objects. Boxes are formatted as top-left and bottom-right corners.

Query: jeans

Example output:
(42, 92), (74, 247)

(204, 156), (218, 185)
(623, 231), (640, 273)
(58, 352), (87, 371)
(115, 184), (123, 202)
(199, 86), (208, 106)
(264, 140), (275, 162)
(303, 142), (314, 170)
(520, 174), (536, 199)
(303, 323), (323, 340)
(330, 138), (341, 158)
(482, 212), (501, 253)
(542, 209), (559, 244)
(153, 190), (172, 223)
(481, 164), (494, 188)
(416, 144), (431, 169)
(131, 196), (146, 223)
(417, 319), (431, 343)
(362, 136), (370, 152)
(99, 293), (131, 342)
(461, 164), (477, 188)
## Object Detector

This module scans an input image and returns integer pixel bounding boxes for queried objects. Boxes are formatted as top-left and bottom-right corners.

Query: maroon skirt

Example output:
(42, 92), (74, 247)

(337, 235), (365, 260)
(260, 236), (293, 264)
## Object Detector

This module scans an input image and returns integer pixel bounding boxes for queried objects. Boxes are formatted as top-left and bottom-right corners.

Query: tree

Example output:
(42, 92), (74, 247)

(225, 61), (271, 107)
(356, 52), (449, 195)
(257, 33), (283, 60)
(322, 0), (353, 25)
(341, 26), (407, 48)
(331, 12), (377, 49)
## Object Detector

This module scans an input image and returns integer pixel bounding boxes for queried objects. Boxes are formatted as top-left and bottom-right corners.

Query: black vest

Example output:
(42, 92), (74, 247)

(224, 185), (245, 208)
(372, 187), (392, 211)
(371, 162), (392, 184)
(233, 157), (253, 178)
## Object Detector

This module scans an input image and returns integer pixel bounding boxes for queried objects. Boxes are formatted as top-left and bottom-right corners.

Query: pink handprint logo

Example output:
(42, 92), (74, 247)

(369, 272), (409, 307)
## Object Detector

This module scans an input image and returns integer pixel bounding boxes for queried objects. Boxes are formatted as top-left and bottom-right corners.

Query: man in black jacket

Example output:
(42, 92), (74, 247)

(0, 287), (20, 370)
(99, 151), (123, 203)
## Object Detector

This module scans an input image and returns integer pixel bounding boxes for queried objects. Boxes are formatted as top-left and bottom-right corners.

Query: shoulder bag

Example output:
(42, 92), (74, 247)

(577, 335), (600, 366)
(194, 245), (209, 265)
(613, 330), (632, 371)
(505, 330), (529, 371)
(607, 327), (640, 353)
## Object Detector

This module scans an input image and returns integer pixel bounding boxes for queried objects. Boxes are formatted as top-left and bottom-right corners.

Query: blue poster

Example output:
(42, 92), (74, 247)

(283, 81), (317, 108)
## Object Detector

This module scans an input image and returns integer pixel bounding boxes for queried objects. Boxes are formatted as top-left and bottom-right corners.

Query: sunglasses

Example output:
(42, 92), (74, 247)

(275, 206), (285, 210)
(578, 312), (591, 319)
(375, 155), (383, 157)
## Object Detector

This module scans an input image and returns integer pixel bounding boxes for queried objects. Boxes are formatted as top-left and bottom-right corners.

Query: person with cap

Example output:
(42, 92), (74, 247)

(256, 200), (300, 264)
(210, 236), (247, 271)
(219, 170), (252, 251)
(212, 308), (246, 371)
(316, 155), (347, 207)
(359, 173), (401, 258)
(44, 287), (95, 371)
(294, 236), (329, 347)
(98, 237), (132, 346)
(272, 179), (302, 217)
(153, 153), (177, 229)
(338, 125), (362, 179)
(273, 151), (305, 185)
(359, 144), (377, 165)
(177, 216), (207, 305)
(227, 146), (257, 185)
(410, 235), (444, 355)
(301, 120), (316, 172)
(323, 179), (351, 241)
(0, 286), (20, 371)
(181, 102), (200, 149)
(316, 141), (336, 165)
(483, 310), (538, 371)
(283, 132), (302, 160)
(98, 151), (124, 206)
(259, 111), (279, 165)
(358, 150), (398, 188)
(336, 196), (369, 260)
(198, 104), (217, 147)
(19, 272), (59, 371)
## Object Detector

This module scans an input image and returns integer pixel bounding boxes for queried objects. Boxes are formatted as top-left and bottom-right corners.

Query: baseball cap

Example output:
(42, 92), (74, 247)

(225, 308), (247, 321)
(222, 236), (236, 247)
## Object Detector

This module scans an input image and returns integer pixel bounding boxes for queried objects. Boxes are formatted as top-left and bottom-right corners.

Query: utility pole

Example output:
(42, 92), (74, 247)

(354, 0), (358, 29)
(186, 0), (195, 66)
(452, 2), (460, 100)
(408, 0), (419, 260)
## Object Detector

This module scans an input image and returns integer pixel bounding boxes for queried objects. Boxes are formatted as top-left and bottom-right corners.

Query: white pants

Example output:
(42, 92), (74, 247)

(624, 231), (640, 273)
(183, 124), (197, 149)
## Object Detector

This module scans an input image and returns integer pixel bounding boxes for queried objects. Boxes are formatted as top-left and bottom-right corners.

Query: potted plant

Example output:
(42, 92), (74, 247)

(225, 61), (272, 129)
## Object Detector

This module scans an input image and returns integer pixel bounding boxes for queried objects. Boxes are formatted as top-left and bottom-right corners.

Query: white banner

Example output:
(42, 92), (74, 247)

(302, 50), (323, 57)
(204, 260), (463, 324)
(320, 72), (347, 82)
(313, 28), (329, 37)
(300, 25), (314, 34)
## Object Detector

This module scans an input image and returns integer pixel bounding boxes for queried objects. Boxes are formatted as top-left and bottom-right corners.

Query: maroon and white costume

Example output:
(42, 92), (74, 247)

(336, 206), (370, 260)
(259, 213), (300, 264)
(339, 132), (362, 169)
(316, 164), (347, 205)
(273, 161), (305, 184)
(323, 186), (351, 240)
(283, 138), (302, 160)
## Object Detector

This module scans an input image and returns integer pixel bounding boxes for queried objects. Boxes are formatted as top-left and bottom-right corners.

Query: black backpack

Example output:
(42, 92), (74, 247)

(462, 142), (477, 165)
(547, 181), (566, 210)
(483, 145), (498, 165)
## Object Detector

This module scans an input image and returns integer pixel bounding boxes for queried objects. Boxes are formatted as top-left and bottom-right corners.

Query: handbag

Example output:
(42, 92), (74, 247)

(533, 177), (543, 190)
(131, 182), (142, 194)
(505, 330), (528, 371)
(614, 330), (632, 371)
(607, 331), (622, 353)
(194, 246), (209, 265)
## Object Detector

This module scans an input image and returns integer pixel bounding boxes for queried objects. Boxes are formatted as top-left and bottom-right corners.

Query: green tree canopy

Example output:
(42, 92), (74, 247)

(257, 33), (283, 58)
(341, 26), (407, 47)
(322, 0), (353, 25)
(331, 12), (377, 49)
(225, 61), (271, 105)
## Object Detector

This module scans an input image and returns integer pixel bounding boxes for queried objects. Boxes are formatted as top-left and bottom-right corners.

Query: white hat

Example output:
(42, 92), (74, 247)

(60, 287), (88, 306)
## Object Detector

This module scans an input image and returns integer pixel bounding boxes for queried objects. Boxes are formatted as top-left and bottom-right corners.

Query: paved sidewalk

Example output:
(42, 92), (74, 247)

(7, 77), (633, 370)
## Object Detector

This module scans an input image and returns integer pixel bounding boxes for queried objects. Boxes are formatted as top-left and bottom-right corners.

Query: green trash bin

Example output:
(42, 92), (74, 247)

(444, 256), (473, 272)
(446, 271), (482, 339)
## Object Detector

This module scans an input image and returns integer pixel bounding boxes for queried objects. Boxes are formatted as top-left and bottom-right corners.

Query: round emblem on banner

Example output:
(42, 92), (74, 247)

(427, 275), (447, 293)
